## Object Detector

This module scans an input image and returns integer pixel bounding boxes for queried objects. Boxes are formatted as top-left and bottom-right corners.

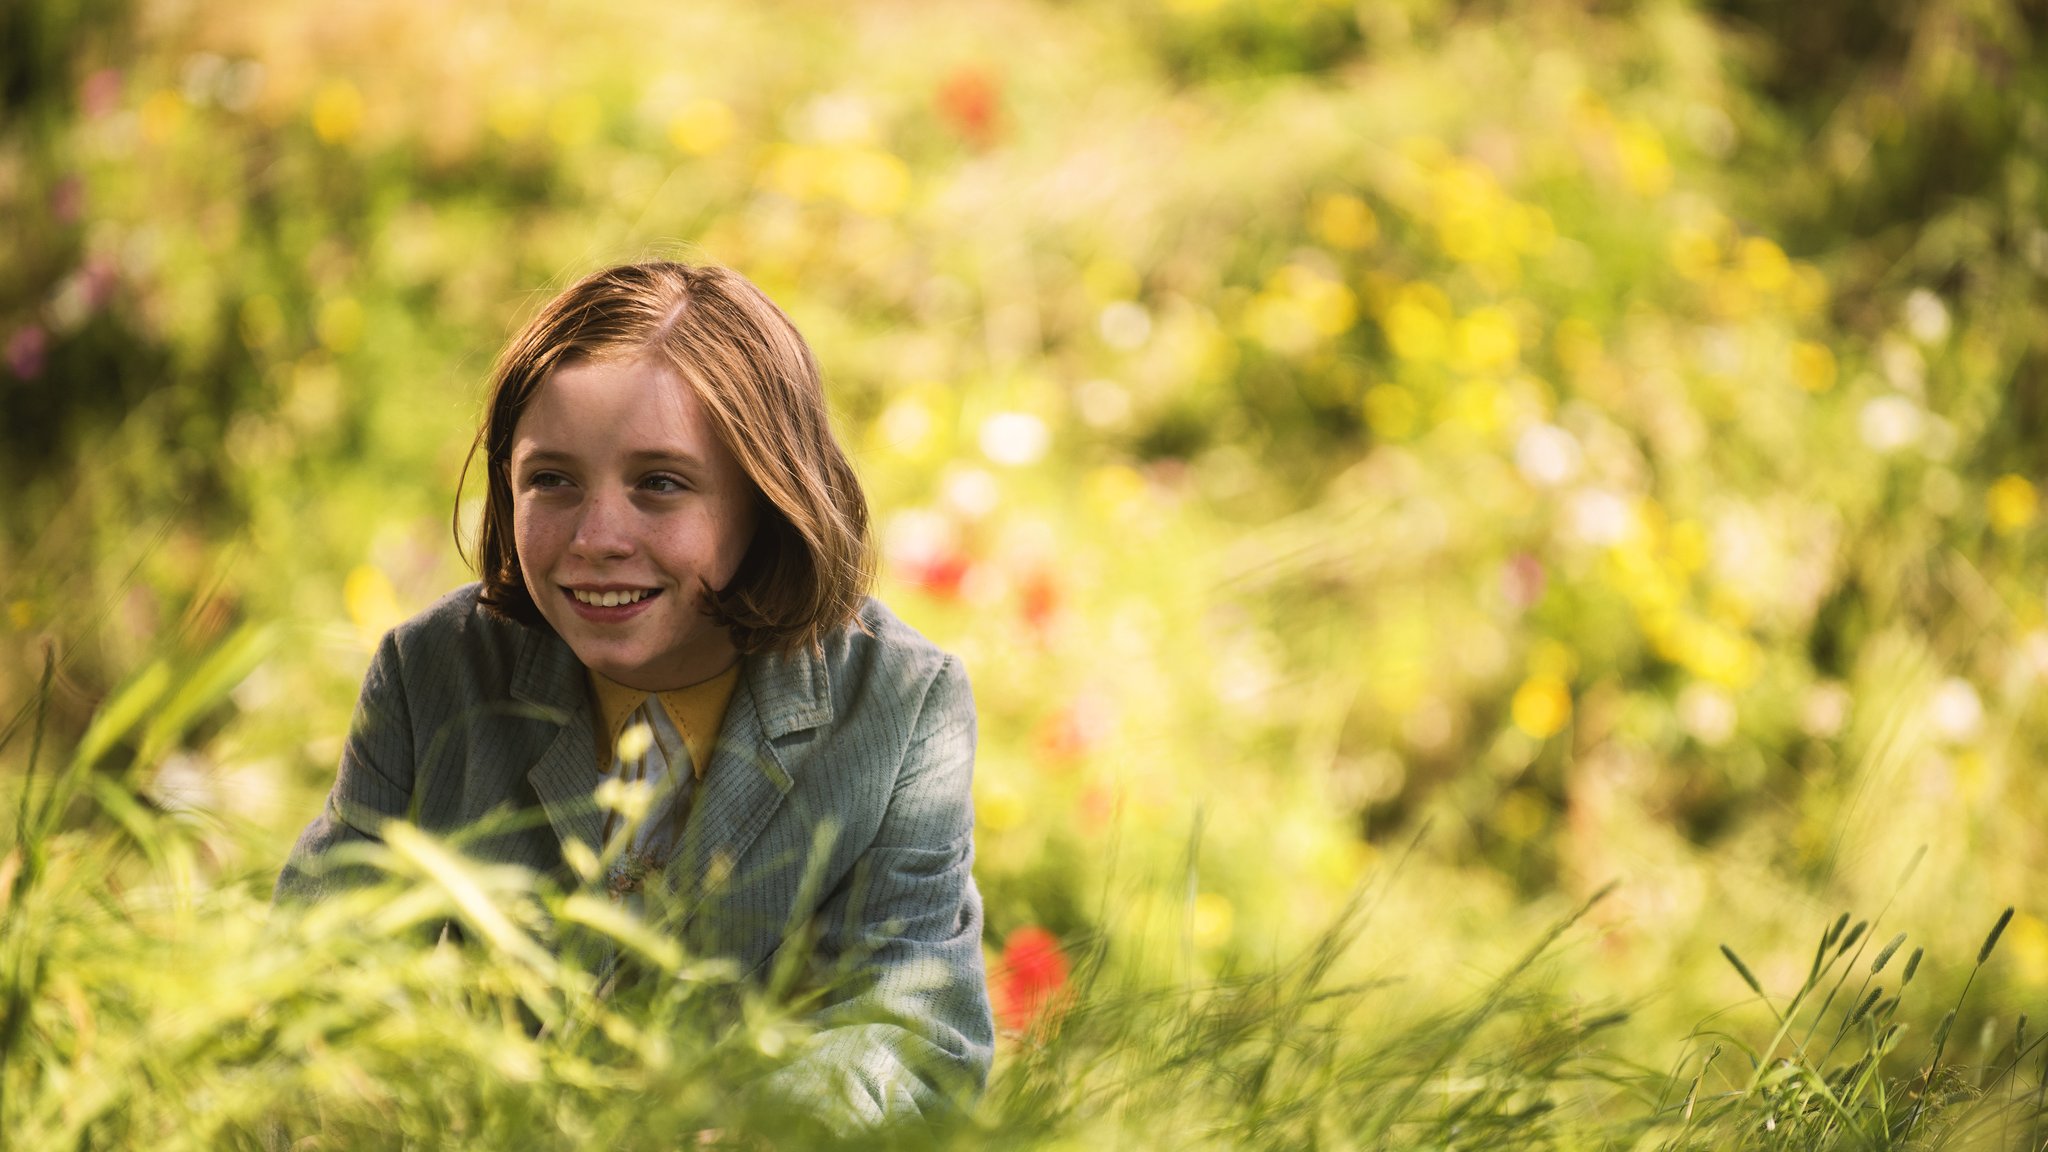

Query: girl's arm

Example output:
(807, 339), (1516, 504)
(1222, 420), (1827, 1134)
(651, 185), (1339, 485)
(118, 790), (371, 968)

(758, 655), (995, 1126)
(275, 630), (419, 903)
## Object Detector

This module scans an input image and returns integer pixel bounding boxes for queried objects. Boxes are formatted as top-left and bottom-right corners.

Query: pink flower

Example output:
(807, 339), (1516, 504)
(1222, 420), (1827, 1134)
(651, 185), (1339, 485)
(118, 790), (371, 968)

(6, 326), (47, 380)
(81, 70), (122, 118)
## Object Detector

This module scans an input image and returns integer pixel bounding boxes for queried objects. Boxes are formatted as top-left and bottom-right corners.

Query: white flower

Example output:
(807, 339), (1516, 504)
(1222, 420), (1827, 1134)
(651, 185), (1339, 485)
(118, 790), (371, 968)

(980, 412), (1050, 466)
(942, 467), (1000, 518)
(1514, 423), (1582, 488)
(1858, 396), (1923, 453)
(1566, 488), (1635, 546)
(1677, 682), (1737, 747)
(1098, 301), (1152, 350)
(1800, 682), (1851, 739)
(1904, 288), (1951, 345)
(1076, 378), (1132, 428)
(1927, 677), (1983, 744)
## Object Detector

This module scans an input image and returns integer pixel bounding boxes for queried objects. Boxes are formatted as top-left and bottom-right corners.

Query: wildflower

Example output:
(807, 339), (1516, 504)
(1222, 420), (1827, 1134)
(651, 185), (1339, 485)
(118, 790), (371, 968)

(980, 412), (1049, 466)
(1988, 474), (2037, 535)
(1511, 674), (1572, 739)
(1928, 678), (1983, 744)
(667, 98), (735, 155)
(311, 80), (364, 144)
(936, 65), (1001, 146)
(6, 325), (47, 380)
(993, 926), (1070, 1034)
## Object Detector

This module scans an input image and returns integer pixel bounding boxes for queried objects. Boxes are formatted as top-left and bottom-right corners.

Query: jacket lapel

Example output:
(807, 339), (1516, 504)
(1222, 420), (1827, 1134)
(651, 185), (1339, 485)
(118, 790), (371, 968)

(668, 639), (834, 924)
(511, 622), (606, 857)
(504, 616), (836, 914)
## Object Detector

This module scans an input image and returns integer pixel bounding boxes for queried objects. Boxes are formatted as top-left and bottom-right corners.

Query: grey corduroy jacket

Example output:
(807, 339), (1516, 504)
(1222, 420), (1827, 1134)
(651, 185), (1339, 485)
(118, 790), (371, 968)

(277, 584), (994, 1121)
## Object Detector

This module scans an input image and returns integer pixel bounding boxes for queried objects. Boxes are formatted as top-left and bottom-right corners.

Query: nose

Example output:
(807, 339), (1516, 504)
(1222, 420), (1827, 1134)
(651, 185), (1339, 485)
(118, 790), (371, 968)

(569, 486), (637, 561)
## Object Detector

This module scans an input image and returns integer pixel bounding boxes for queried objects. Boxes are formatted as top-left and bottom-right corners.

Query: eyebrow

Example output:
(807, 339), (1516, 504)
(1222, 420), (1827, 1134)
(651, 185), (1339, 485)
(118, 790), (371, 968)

(512, 447), (707, 470)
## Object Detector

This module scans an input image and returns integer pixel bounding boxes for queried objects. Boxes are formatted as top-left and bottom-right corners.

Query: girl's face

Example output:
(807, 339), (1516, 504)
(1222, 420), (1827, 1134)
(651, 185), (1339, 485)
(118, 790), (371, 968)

(508, 353), (758, 691)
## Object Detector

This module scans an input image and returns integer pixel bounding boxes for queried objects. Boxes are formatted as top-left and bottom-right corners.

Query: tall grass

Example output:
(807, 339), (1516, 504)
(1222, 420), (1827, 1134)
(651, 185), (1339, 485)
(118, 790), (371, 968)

(3, 661), (2040, 1150)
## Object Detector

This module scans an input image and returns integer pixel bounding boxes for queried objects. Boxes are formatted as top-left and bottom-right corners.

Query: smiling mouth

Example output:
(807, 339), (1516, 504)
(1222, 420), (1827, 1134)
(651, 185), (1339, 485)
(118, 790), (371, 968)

(567, 587), (660, 608)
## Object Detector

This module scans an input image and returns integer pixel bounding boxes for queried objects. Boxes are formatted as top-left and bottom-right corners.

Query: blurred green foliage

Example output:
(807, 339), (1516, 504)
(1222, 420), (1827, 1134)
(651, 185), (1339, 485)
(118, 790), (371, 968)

(6, 0), (2048, 1142)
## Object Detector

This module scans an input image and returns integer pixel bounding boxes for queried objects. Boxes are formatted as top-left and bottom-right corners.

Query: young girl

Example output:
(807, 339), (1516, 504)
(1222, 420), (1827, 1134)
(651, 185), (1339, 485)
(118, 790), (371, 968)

(277, 261), (993, 1122)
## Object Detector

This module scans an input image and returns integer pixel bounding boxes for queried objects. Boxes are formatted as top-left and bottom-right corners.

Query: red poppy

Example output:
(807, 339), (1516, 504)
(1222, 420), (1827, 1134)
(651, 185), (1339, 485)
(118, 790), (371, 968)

(907, 550), (972, 599)
(992, 925), (1069, 1033)
(937, 66), (1001, 147)
(1019, 567), (1060, 634)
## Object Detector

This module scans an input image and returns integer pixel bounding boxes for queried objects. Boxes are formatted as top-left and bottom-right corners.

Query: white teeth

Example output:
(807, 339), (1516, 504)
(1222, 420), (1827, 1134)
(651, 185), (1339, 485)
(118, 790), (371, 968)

(573, 588), (649, 607)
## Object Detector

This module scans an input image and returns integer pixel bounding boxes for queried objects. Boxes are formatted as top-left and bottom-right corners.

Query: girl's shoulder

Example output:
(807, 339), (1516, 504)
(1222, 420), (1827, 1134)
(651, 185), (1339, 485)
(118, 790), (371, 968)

(376, 583), (535, 683)
(833, 595), (956, 684)
(754, 596), (968, 734)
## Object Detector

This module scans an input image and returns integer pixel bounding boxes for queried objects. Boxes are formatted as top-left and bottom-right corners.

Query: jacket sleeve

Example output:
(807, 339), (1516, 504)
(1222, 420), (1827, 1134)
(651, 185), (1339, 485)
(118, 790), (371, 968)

(758, 654), (995, 1127)
(274, 630), (418, 903)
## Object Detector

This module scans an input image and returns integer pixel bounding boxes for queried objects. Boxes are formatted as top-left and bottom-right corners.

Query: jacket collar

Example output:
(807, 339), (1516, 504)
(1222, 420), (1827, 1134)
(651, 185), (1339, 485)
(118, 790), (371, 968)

(508, 622), (833, 902)
(509, 622), (835, 737)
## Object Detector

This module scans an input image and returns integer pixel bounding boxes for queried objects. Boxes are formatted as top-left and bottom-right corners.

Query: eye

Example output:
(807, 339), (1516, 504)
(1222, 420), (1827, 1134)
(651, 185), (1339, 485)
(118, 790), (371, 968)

(641, 473), (689, 494)
(524, 469), (572, 491)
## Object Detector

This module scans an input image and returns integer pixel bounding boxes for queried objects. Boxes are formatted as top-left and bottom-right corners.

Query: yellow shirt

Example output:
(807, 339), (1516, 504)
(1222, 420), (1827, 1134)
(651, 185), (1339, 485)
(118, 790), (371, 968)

(588, 662), (742, 780)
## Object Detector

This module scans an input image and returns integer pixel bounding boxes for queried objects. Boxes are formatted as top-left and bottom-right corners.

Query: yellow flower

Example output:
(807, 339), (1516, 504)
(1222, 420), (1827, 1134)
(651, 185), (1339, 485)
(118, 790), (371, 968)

(1381, 283), (1450, 361)
(1192, 892), (1234, 949)
(1311, 193), (1377, 251)
(1511, 673), (1572, 739)
(1669, 519), (1708, 572)
(312, 81), (364, 144)
(1989, 474), (2039, 535)
(1616, 121), (1671, 196)
(489, 89), (542, 140)
(1441, 379), (1508, 437)
(1792, 341), (1837, 392)
(1082, 258), (1141, 304)
(1363, 384), (1419, 439)
(762, 143), (825, 200)
(1085, 465), (1148, 520)
(1738, 236), (1792, 295)
(343, 564), (402, 649)
(1451, 307), (1519, 373)
(141, 89), (185, 144)
(1668, 227), (1721, 281)
(835, 148), (911, 216)
(668, 98), (736, 155)
(1787, 264), (1830, 317)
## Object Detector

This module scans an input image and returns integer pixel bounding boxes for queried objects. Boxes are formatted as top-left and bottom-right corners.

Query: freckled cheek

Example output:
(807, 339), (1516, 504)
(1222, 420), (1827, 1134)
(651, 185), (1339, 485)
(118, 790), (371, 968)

(511, 502), (568, 579)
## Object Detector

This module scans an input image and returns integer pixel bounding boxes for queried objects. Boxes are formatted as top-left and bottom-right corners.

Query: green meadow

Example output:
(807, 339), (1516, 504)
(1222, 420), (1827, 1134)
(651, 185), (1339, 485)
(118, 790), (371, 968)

(6, 0), (2048, 1145)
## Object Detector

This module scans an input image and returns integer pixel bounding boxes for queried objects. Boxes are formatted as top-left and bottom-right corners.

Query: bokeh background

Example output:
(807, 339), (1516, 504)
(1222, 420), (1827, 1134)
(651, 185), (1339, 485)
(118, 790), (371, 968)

(6, 0), (2048, 1141)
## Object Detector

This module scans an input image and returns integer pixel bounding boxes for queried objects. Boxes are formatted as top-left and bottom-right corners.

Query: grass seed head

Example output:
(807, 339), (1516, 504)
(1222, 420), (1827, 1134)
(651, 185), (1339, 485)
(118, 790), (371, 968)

(1850, 986), (1882, 1025)
(1824, 912), (1850, 949)
(1721, 943), (1764, 998)
(1836, 919), (1868, 956)
(1979, 907), (2014, 965)
(1871, 932), (1905, 974)
(1902, 947), (1923, 986)
(1935, 1009), (1956, 1049)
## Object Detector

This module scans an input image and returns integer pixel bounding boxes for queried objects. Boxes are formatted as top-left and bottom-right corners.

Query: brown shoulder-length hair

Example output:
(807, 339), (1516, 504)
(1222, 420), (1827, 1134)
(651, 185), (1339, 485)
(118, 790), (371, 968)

(455, 261), (872, 655)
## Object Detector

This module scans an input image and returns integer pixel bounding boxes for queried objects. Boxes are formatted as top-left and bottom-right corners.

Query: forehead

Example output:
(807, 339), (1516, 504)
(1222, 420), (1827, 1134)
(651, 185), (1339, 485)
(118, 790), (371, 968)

(513, 354), (705, 444)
